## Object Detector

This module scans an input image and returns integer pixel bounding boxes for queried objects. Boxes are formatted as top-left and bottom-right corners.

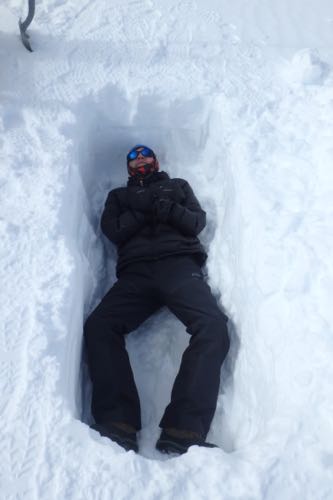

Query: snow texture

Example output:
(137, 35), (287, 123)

(1, 0), (333, 499)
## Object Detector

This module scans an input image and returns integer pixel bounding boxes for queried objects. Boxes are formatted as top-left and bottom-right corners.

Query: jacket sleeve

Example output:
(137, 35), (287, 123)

(101, 190), (146, 245)
(169, 180), (206, 236)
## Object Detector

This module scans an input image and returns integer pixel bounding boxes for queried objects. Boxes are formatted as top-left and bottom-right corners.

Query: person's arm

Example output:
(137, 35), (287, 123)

(101, 190), (146, 245)
(154, 180), (206, 236)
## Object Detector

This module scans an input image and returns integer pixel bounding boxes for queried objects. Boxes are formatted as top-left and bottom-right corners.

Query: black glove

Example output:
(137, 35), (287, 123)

(153, 197), (174, 223)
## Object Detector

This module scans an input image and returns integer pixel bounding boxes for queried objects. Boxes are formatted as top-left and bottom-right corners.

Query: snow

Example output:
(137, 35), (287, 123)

(1, 0), (333, 498)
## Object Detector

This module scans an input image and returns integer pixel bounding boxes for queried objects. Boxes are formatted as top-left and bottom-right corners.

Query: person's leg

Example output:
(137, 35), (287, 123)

(157, 256), (230, 439)
(84, 265), (160, 431)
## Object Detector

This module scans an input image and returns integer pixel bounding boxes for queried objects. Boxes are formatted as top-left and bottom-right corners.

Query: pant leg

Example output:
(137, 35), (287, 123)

(157, 257), (230, 439)
(84, 269), (160, 430)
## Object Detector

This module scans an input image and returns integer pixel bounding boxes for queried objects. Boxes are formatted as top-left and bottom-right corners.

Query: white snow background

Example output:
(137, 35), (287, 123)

(1, 0), (333, 499)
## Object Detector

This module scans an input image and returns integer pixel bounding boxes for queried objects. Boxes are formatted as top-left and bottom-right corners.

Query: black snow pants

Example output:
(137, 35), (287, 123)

(83, 255), (230, 439)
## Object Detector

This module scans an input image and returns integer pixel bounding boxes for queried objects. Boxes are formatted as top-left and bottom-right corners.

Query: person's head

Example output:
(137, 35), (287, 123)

(127, 145), (159, 177)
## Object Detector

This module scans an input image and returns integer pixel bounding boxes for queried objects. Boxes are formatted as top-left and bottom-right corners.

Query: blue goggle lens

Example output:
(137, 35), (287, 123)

(127, 147), (154, 161)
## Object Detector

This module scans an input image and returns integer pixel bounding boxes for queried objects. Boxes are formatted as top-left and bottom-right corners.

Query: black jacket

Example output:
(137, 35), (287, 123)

(101, 171), (207, 274)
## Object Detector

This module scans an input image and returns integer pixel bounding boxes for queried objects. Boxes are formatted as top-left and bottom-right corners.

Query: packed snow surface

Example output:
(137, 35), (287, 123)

(1, 1), (333, 499)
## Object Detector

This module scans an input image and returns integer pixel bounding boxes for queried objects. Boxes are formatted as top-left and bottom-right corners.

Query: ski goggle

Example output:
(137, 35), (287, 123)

(127, 147), (155, 161)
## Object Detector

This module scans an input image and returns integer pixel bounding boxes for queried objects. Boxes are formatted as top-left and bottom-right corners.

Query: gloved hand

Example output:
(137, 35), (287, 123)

(153, 197), (174, 223)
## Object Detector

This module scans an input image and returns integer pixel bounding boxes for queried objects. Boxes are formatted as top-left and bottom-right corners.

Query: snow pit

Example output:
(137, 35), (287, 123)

(65, 89), (227, 456)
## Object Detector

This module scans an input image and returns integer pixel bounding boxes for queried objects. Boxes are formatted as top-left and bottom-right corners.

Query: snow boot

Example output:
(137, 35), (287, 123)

(156, 428), (218, 455)
(91, 421), (138, 452)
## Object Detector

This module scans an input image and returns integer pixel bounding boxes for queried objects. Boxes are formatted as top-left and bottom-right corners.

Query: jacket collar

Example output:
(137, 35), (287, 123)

(127, 170), (169, 187)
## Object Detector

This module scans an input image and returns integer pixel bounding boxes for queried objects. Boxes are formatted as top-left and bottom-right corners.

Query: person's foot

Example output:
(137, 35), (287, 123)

(156, 427), (218, 455)
(91, 421), (138, 452)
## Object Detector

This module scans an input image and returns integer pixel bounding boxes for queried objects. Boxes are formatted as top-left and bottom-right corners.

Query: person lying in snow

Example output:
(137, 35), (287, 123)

(84, 145), (230, 454)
